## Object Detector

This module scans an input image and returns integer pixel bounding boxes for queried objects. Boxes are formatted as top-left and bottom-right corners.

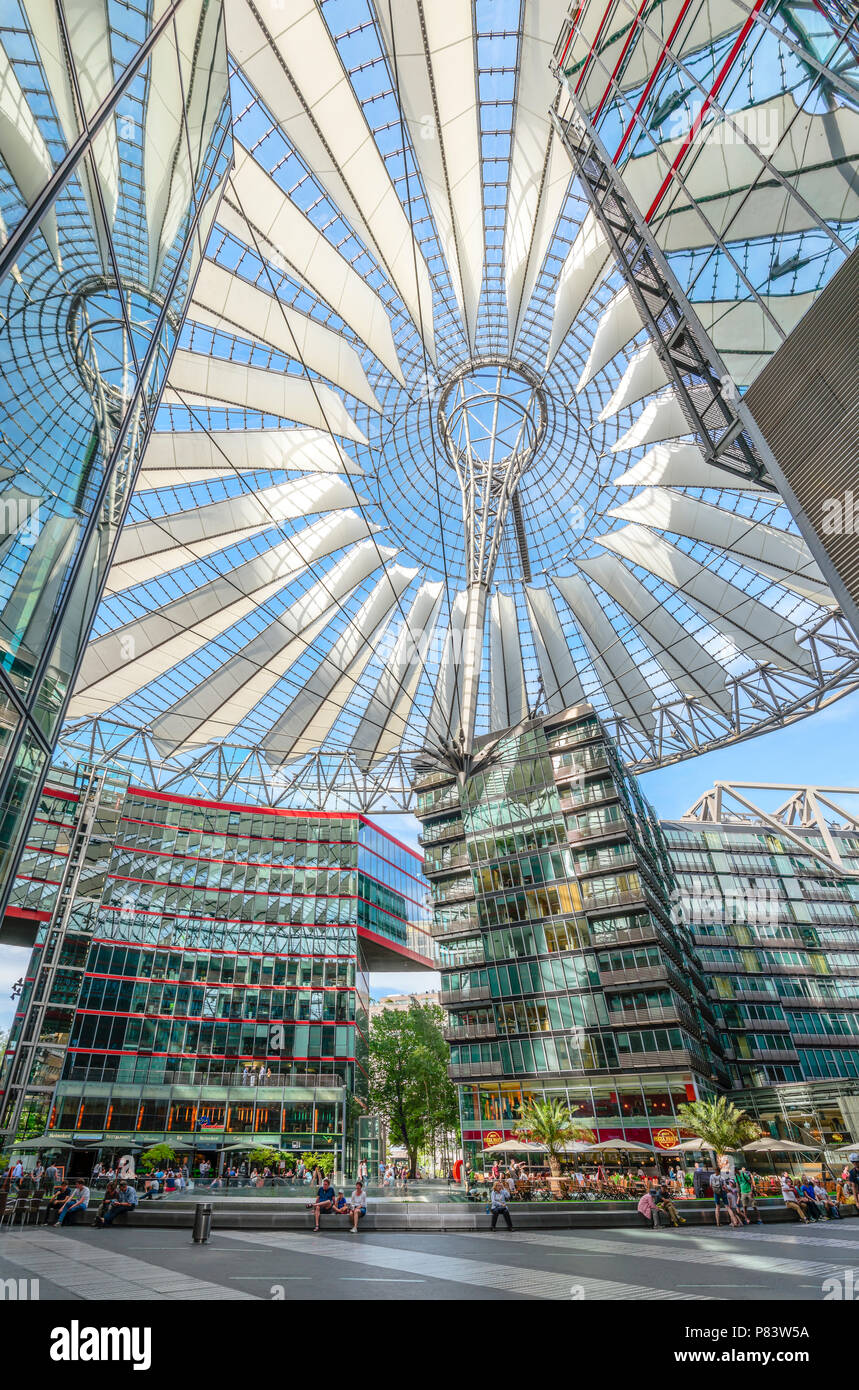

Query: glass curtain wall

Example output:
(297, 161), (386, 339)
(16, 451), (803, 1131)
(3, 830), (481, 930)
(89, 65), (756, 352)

(0, 1), (232, 916)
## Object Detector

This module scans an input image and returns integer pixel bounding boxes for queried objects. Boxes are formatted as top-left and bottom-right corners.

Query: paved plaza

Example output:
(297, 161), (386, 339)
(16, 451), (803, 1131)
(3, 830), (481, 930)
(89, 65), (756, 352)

(2, 1221), (858, 1301)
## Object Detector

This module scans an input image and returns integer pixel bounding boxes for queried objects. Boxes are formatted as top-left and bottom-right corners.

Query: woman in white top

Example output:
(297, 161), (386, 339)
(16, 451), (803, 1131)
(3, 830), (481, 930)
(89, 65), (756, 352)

(348, 1180), (368, 1232)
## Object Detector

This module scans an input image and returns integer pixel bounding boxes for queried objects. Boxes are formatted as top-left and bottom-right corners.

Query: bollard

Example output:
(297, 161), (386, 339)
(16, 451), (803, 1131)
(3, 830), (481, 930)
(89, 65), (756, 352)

(192, 1201), (213, 1244)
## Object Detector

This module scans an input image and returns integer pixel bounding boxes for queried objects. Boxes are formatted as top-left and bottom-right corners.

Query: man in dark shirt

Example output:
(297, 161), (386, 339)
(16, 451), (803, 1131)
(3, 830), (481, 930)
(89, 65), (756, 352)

(309, 1177), (336, 1230)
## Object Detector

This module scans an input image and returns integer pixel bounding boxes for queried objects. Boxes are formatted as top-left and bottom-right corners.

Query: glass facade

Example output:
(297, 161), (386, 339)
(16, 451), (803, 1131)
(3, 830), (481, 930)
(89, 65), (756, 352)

(663, 814), (859, 1088)
(416, 705), (724, 1168)
(0, 2), (232, 918)
(0, 777), (431, 1162)
(555, 0), (859, 389)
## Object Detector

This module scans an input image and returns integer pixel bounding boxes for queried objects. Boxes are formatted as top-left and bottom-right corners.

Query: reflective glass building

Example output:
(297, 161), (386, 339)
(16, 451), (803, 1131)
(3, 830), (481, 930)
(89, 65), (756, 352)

(416, 705), (725, 1167)
(0, 776), (431, 1167)
(0, 2), (232, 916)
(662, 783), (859, 1147)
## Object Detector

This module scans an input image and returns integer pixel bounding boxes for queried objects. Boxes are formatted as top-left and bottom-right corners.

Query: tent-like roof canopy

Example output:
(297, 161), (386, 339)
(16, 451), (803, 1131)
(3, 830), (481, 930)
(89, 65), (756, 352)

(3, 0), (857, 808)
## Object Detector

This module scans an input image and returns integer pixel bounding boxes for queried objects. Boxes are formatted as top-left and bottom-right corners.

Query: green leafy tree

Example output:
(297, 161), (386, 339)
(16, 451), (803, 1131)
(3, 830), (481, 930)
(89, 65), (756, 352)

(370, 1004), (459, 1177)
(675, 1096), (760, 1166)
(246, 1146), (281, 1168)
(515, 1097), (595, 1187)
(300, 1151), (334, 1177)
(138, 1142), (176, 1173)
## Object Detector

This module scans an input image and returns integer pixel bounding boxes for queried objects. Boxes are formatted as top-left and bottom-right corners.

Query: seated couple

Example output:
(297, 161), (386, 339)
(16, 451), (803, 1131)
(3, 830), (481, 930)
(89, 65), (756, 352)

(308, 1177), (368, 1232)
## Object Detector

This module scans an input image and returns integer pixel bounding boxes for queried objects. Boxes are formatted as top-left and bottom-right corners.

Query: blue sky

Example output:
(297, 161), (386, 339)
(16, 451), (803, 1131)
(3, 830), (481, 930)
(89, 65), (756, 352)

(3, 690), (859, 1029)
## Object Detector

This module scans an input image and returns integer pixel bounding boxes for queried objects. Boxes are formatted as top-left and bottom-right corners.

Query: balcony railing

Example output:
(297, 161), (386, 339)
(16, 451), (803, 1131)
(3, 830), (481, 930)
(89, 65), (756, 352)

(749, 1046), (799, 1062)
(431, 915), (481, 938)
(423, 853), (470, 877)
(606, 1004), (683, 1028)
(442, 1022), (496, 1042)
(615, 1048), (699, 1069)
(431, 879), (475, 905)
(440, 984), (491, 1005)
(418, 820), (464, 846)
(581, 886), (646, 912)
(447, 1059), (503, 1079)
(566, 818), (628, 845)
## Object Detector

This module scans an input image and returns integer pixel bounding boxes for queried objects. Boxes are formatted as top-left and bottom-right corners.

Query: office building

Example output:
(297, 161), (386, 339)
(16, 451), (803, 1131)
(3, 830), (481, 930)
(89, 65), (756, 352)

(0, 773), (431, 1172)
(416, 704), (726, 1168)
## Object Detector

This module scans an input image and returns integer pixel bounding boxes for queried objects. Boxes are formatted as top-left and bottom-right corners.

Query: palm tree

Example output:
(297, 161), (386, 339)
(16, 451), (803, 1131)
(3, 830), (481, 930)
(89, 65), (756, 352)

(675, 1096), (760, 1168)
(514, 1097), (595, 1189)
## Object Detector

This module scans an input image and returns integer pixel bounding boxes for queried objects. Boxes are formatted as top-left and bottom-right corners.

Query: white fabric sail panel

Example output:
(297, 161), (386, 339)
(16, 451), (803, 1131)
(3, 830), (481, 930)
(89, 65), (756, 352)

(524, 586), (585, 713)
(598, 342), (671, 422)
(489, 591), (528, 730)
(611, 389), (697, 452)
(612, 441), (763, 491)
(145, 0), (227, 288)
(425, 590), (469, 744)
(191, 258), (381, 411)
(352, 581), (445, 769)
(226, 0), (436, 361)
(505, 0), (572, 349)
(692, 294), (817, 386)
(114, 474), (361, 568)
(598, 524), (814, 673)
(137, 429), (364, 491)
(621, 95), (859, 250)
(0, 43), (60, 263)
(224, 145), (404, 383)
(374, 0), (482, 350)
(608, 489), (829, 600)
(585, 1), (741, 100)
(164, 351), (368, 444)
(553, 574), (656, 734)
(107, 475), (362, 593)
(150, 540), (395, 753)
(577, 285), (644, 390)
(263, 563), (420, 763)
(577, 552), (732, 715)
(144, 0), (200, 285)
(546, 210), (610, 365)
(70, 511), (370, 715)
(176, 0), (229, 184)
(22, 0), (120, 262)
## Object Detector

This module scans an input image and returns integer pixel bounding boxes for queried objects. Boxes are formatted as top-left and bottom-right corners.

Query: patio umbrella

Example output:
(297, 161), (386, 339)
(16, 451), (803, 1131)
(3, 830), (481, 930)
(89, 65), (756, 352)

(482, 1139), (546, 1154)
(582, 1138), (657, 1153)
(79, 1139), (143, 1151)
(673, 1137), (719, 1153)
(742, 1138), (821, 1154)
(558, 1140), (594, 1154)
(11, 1136), (73, 1150)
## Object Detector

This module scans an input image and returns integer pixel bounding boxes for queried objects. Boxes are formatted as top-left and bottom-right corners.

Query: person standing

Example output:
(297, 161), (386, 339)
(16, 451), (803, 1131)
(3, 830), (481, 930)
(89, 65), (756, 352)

(736, 1167), (762, 1225)
(710, 1170), (742, 1228)
(43, 1161), (58, 1198)
(847, 1153), (859, 1205)
(489, 1179), (513, 1231)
